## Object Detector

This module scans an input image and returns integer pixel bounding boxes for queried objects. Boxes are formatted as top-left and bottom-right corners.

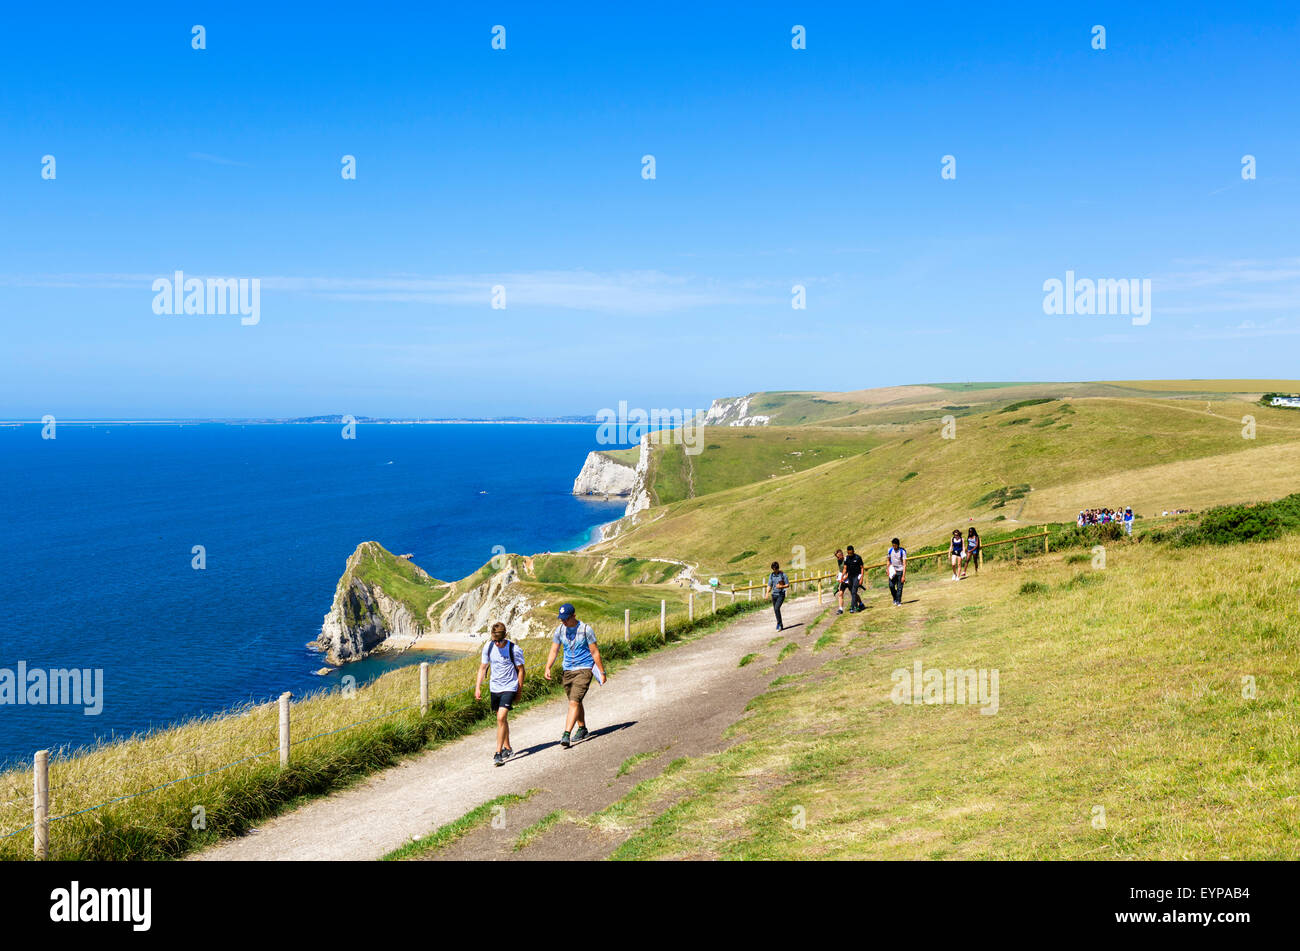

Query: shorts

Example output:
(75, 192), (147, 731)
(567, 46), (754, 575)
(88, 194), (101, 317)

(562, 668), (593, 702)
(838, 581), (849, 592)
(490, 690), (517, 711)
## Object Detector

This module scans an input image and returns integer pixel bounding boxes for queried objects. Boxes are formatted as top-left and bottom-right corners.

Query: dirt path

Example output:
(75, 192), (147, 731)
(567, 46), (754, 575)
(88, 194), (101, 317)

(194, 594), (826, 861)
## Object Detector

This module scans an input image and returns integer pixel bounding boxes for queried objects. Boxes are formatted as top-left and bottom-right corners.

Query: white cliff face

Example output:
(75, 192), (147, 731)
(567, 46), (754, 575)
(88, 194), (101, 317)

(437, 562), (539, 636)
(625, 434), (652, 516)
(572, 451), (638, 497)
(703, 396), (771, 427)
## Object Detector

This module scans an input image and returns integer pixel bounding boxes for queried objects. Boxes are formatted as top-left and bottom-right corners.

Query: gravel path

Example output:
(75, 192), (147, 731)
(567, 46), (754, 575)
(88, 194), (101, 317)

(194, 594), (823, 861)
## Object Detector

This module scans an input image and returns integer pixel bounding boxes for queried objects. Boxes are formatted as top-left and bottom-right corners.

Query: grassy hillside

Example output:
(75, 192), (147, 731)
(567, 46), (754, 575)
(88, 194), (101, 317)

(595, 393), (1300, 583)
(641, 426), (878, 506)
(591, 531), (1300, 859)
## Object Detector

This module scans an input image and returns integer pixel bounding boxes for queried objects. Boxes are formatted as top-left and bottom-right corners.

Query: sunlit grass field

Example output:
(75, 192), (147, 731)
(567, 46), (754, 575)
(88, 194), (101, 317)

(588, 535), (1300, 859)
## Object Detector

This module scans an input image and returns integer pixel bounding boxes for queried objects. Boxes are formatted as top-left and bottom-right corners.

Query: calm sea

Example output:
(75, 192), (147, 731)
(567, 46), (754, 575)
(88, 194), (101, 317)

(0, 423), (627, 768)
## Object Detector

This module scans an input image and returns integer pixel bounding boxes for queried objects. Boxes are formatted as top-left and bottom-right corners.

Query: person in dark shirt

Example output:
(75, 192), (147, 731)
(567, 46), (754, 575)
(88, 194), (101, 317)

(833, 548), (846, 615)
(843, 546), (866, 612)
(767, 561), (790, 631)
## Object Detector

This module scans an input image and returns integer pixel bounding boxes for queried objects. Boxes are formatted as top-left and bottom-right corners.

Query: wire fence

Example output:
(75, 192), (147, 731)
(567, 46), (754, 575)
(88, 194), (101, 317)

(1, 591), (762, 858)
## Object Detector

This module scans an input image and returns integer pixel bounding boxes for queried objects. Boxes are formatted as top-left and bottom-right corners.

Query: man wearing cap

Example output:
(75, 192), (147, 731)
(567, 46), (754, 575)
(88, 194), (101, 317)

(544, 603), (607, 749)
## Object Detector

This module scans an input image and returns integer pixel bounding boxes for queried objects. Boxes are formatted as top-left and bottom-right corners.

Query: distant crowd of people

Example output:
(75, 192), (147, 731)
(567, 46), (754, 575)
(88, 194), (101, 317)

(1077, 506), (1135, 534)
(764, 528), (986, 630)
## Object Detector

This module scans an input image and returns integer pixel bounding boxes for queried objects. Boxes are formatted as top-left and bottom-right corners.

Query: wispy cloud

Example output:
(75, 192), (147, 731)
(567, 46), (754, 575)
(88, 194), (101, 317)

(1153, 258), (1300, 318)
(0, 269), (779, 314)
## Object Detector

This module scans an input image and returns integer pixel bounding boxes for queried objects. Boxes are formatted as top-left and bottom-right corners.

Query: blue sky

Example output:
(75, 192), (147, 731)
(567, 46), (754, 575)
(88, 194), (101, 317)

(2, 1), (1298, 418)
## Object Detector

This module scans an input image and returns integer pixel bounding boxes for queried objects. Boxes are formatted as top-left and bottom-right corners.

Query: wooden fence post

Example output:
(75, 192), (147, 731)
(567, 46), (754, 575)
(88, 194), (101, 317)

(1043, 527), (1049, 553)
(747, 581), (752, 602)
(33, 750), (48, 861)
(689, 591), (694, 621)
(711, 590), (717, 613)
(624, 608), (630, 642)
(279, 692), (292, 767)
(660, 599), (666, 636)
(419, 662), (429, 716)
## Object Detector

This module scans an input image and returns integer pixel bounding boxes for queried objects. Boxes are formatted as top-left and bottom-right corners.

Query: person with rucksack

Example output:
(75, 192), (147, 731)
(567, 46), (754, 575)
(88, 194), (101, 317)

(768, 561), (790, 631)
(474, 622), (526, 766)
(544, 603), (607, 749)
(843, 545), (866, 612)
(886, 538), (907, 606)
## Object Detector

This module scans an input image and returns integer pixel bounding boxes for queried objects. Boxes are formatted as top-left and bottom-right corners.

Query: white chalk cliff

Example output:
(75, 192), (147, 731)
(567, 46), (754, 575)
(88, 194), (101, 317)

(572, 450), (638, 498)
(703, 395), (771, 427)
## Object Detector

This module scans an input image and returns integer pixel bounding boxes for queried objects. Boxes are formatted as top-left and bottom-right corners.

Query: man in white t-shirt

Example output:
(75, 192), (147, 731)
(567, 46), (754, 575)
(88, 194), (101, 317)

(475, 622), (526, 766)
(886, 538), (907, 606)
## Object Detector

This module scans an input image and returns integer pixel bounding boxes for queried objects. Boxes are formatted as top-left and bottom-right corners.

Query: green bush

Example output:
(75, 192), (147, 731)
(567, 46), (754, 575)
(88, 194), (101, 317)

(1019, 581), (1050, 596)
(1169, 493), (1300, 547)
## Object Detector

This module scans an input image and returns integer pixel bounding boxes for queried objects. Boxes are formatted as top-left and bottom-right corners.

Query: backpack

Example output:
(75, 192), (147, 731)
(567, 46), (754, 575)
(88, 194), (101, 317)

(486, 639), (517, 665)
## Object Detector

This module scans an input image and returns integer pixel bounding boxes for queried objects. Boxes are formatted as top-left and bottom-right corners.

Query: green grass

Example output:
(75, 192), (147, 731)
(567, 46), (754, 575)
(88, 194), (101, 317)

(777, 643), (798, 663)
(512, 809), (569, 852)
(739, 653), (759, 668)
(383, 790), (538, 860)
(813, 632), (839, 652)
(617, 748), (667, 777)
(592, 533), (1300, 859)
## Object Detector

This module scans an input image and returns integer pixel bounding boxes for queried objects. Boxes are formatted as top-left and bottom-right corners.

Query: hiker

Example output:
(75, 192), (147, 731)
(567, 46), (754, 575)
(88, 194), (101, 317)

(474, 622), (526, 766)
(886, 538), (907, 606)
(844, 545), (866, 612)
(768, 561), (789, 631)
(964, 527), (981, 575)
(544, 603), (607, 749)
(834, 548), (847, 615)
(949, 530), (965, 580)
(1123, 507), (1134, 535)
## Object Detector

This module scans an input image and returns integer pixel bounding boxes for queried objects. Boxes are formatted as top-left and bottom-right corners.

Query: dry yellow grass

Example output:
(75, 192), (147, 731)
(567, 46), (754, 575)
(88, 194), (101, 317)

(598, 535), (1300, 860)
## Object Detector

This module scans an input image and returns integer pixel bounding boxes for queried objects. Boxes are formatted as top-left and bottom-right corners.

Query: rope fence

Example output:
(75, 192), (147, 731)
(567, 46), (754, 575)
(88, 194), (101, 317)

(2, 587), (760, 859)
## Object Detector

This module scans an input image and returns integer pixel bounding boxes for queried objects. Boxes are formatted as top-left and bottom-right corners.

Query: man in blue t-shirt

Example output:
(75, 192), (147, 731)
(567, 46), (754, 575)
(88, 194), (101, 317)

(474, 622), (525, 766)
(544, 603), (607, 748)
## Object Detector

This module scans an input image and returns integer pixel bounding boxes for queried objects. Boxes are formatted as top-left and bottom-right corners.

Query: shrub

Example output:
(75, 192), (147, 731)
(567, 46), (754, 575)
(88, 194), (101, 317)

(999, 398), (1054, 413)
(1019, 580), (1050, 596)
(1169, 493), (1300, 547)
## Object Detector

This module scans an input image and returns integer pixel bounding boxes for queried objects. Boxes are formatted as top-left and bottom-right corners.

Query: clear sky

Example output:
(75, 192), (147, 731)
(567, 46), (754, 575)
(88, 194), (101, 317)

(2, 2), (1297, 418)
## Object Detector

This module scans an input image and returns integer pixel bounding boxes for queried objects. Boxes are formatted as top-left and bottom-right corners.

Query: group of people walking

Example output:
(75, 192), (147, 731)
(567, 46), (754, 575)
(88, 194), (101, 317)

(475, 525), (996, 764)
(473, 602), (606, 766)
(1077, 506), (1134, 535)
(765, 528), (985, 631)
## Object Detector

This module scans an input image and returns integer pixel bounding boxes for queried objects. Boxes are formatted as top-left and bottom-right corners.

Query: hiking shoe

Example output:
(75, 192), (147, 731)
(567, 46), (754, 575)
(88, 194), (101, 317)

(560, 731), (571, 749)
(573, 726), (589, 742)
(493, 751), (503, 766)
(502, 747), (513, 760)
(836, 608), (843, 615)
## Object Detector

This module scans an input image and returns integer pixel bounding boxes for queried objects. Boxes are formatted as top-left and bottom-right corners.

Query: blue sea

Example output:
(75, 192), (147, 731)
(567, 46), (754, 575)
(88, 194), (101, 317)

(0, 423), (628, 768)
